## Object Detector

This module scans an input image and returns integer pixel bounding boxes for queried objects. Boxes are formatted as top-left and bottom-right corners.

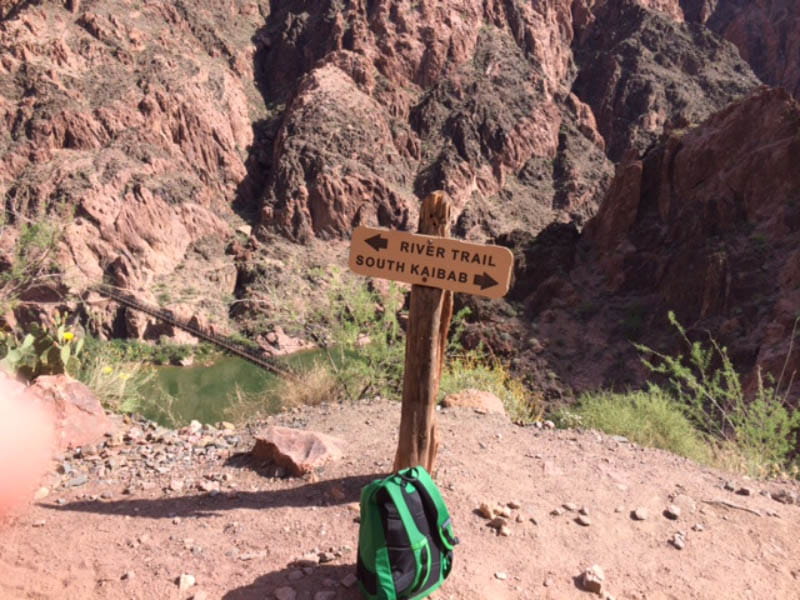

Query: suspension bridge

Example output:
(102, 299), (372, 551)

(91, 284), (295, 378)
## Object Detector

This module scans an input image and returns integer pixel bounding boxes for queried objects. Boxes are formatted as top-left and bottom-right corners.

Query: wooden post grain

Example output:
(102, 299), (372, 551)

(393, 191), (453, 474)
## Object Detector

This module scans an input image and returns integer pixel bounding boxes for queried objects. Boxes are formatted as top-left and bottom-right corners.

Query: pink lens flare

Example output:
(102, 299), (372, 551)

(0, 375), (55, 517)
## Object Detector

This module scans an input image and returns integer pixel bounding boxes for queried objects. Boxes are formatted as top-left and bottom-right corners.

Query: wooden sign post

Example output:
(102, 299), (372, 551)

(348, 191), (514, 473)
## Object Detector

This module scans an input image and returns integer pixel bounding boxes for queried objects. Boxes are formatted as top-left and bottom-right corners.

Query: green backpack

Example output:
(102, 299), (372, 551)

(356, 466), (458, 600)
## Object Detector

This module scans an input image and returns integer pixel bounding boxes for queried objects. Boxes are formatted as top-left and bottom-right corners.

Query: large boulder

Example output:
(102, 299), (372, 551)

(251, 426), (345, 477)
(25, 375), (115, 451)
(442, 389), (506, 415)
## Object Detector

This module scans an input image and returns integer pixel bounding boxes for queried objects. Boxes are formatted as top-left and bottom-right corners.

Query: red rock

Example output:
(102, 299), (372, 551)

(515, 88), (800, 401)
(0, 0), (263, 337)
(686, 0), (800, 98)
(251, 426), (345, 477)
(442, 389), (506, 415)
(25, 375), (115, 451)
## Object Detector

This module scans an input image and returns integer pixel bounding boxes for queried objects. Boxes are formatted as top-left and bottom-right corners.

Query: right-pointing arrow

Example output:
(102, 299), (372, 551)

(473, 272), (498, 290)
(365, 234), (388, 251)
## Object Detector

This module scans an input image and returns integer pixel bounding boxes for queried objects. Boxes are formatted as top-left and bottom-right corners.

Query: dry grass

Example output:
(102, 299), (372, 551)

(278, 363), (338, 408)
(222, 363), (337, 424)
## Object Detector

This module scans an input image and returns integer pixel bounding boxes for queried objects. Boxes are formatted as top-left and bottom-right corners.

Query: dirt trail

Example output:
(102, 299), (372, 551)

(1, 399), (799, 599)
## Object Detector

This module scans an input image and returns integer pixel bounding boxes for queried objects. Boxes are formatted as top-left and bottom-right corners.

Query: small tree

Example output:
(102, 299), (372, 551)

(0, 219), (61, 317)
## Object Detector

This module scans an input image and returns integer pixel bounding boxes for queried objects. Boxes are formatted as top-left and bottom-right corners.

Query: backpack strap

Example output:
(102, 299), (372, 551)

(398, 467), (459, 551)
(384, 482), (431, 597)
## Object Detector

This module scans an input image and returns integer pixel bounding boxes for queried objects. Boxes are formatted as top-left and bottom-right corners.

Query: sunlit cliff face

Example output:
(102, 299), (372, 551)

(0, 375), (54, 518)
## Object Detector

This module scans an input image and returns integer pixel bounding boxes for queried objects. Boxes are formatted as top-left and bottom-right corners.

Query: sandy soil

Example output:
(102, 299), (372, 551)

(1, 399), (799, 600)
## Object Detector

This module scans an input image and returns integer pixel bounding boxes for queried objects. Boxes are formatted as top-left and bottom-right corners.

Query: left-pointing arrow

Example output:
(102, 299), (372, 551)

(473, 272), (498, 290)
(365, 234), (388, 251)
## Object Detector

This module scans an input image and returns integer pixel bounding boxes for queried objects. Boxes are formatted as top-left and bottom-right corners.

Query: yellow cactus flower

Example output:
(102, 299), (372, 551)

(63, 332), (74, 341)
(101, 366), (113, 375)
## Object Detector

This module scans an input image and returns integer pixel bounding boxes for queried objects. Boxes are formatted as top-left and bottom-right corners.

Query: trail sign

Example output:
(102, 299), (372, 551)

(349, 226), (514, 299)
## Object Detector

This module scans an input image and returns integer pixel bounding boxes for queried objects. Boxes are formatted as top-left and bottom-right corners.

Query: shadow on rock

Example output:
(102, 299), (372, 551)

(40, 472), (382, 519)
(234, 1), (342, 226)
(223, 562), (360, 600)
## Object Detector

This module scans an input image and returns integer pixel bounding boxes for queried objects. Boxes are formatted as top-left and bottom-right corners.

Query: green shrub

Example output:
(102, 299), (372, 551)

(75, 336), (157, 411)
(0, 311), (84, 380)
(440, 352), (540, 424)
(78, 354), (155, 414)
(307, 269), (406, 401)
(562, 387), (712, 464)
(92, 337), (217, 365)
(0, 220), (61, 315)
(636, 311), (800, 477)
(302, 271), (528, 413)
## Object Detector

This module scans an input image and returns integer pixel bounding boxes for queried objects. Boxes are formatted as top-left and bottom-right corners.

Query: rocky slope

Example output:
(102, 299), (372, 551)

(682, 0), (800, 98)
(2, 1), (761, 335)
(498, 87), (800, 395)
(572, 0), (756, 161)
(257, 0), (758, 244)
(1, 0), (270, 336)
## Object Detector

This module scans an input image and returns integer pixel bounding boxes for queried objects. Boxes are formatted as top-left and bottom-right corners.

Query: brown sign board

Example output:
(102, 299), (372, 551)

(348, 226), (514, 299)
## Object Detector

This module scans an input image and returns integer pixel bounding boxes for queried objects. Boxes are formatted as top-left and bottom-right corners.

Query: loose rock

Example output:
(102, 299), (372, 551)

(672, 494), (697, 514)
(67, 475), (88, 488)
(664, 505), (681, 520)
(632, 508), (648, 520)
(177, 574), (196, 591)
(442, 389), (506, 415)
(251, 426), (345, 477)
(671, 532), (686, 550)
(494, 506), (512, 518)
(580, 565), (605, 594)
(771, 489), (797, 505)
(274, 587), (296, 600)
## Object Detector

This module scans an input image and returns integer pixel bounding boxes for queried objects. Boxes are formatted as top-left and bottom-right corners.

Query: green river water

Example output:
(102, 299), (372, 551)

(141, 351), (323, 426)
